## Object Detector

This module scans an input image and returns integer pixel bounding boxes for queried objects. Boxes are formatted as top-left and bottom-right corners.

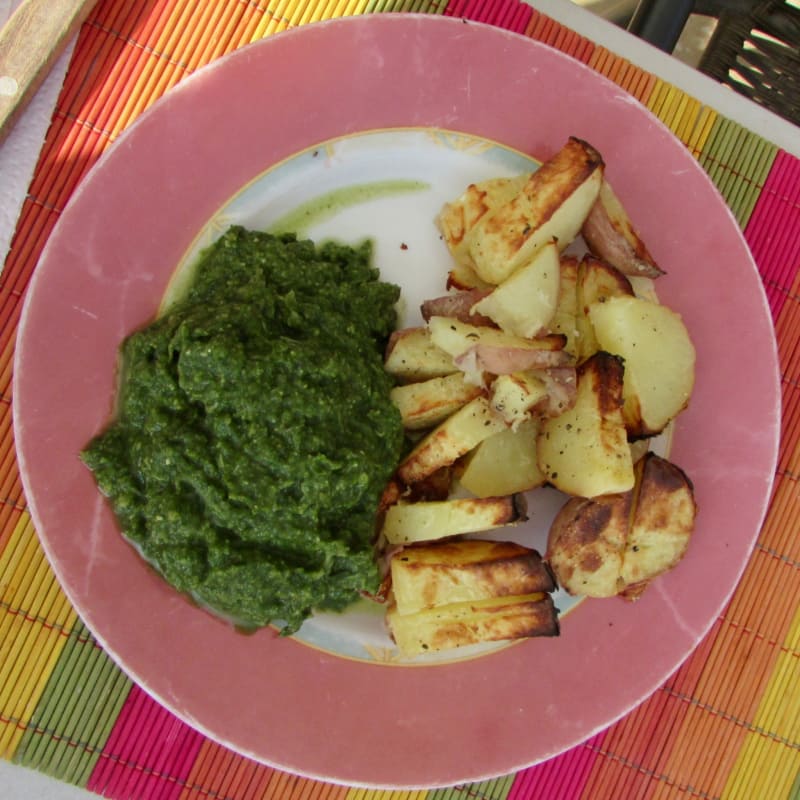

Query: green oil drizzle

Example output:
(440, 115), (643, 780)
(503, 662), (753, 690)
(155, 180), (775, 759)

(269, 179), (429, 237)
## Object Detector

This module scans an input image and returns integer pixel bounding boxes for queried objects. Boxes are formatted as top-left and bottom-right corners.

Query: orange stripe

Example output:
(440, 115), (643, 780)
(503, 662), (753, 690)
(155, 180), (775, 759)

(108, 0), (194, 139)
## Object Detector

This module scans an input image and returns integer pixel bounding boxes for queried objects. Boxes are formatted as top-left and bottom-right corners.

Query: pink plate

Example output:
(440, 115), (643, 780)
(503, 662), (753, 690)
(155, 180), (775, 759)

(14, 14), (780, 788)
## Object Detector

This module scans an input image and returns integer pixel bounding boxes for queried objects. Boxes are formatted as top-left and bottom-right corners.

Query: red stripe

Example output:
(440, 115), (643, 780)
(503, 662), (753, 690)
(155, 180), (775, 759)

(508, 730), (606, 800)
(87, 685), (205, 799)
(744, 150), (800, 320)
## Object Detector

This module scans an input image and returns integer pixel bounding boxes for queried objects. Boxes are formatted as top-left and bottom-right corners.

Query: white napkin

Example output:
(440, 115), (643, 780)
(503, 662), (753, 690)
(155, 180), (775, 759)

(0, 0), (76, 270)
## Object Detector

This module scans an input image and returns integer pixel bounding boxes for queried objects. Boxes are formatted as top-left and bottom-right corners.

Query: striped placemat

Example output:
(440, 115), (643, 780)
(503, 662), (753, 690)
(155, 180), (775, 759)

(2, 1), (799, 798)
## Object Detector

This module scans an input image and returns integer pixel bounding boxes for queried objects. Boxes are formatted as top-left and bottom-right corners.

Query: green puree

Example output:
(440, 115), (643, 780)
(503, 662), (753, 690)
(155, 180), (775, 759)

(82, 226), (405, 633)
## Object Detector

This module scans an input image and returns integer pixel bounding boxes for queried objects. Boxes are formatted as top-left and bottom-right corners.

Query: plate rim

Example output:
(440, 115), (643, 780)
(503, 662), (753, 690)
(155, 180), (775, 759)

(13, 13), (781, 788)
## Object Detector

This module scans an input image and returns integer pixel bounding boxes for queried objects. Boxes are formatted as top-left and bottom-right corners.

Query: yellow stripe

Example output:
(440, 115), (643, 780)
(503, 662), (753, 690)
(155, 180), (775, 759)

(0, 513), (78, 758)
(685, 105), (718, 160)
(346, 789), (428, 800)
(721, 604), (800, 798)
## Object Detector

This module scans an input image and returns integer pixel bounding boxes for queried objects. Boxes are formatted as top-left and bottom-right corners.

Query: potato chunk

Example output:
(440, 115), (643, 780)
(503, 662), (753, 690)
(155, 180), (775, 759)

(437, 175), (528, 271)
(547, 492), (632, 597)
(546, 453), (696, 599)
(489, 371), (548, 427)
(390, 539), (556, 614)
(619, 453), (696, 597)
(589, 295), (696, 437)
(387, 593), (558, 657)
(576, 255), (635, 361)
(458, 418), (546, 497)
(467, 138), (604, 283)
(396, 396), (506, 484)
(381, 495), (527, 545)
(384, 327), (455, 382)
(390, 373), (483, 430)
(549, 256), (580, 358)
(537, 351), (634, 497)
(471, 241), (561, 338)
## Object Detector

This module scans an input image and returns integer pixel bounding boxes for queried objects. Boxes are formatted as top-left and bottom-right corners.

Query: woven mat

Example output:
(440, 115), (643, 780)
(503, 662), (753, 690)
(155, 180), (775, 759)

(2, 1), (800, 798)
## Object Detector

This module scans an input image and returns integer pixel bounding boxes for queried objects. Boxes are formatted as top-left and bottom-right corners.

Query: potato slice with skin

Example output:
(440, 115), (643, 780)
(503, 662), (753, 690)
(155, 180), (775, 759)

(428, 315), (569, 385)
(390, 373), (483, 430)
(471, 240), (561, 338)
(619, 453), (696, 597)
(581, 178), (664, 279)
(576, 255), (635, 361)
(381, 494), (527, 545)
(421, 289), (494, 326)
(428, 316), (566, 360)
(387, 593), (558, 657)
(384, 327), (455, 383)
(546, 492), (632, 597)
(390, 539), (556, 615)
(589, 295), (696, 438)
(537, 351), (634, 497)
(458, 417), (546, 497)
(467, 138), (604, 284)
(396, 396), (506, 484)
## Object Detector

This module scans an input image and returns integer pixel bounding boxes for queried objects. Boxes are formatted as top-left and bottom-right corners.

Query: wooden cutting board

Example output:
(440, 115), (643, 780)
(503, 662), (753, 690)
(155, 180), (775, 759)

(0, 0), (97, 141)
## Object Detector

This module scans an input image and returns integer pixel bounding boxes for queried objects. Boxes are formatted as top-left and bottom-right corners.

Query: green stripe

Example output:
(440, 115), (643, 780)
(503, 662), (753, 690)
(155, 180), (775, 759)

(430, 773), (515, 800)
(14, 619), (131, 784)
(790, 765), (800, 800)
(698, 116), (778, 229)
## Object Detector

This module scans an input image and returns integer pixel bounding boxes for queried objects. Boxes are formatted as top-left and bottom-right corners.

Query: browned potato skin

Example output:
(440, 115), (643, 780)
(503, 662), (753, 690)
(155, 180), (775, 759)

(387, 592), (559, 656)
(546, 452), (697, 599)
(391, 539), (557, 615)
(581, 179), (664, 279)
(546, 492), (632, 597)
(619, 452), (696, 598)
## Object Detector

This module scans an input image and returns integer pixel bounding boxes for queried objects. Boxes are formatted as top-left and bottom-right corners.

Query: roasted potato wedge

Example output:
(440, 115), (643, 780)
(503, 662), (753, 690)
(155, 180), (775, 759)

(471, 241), (561, 338)
(581, 178), (664, 279)
(390, 539), (556, 615)
(384, 327), (456, 383)
(437, 175), (528, 271)
(576, 255), (635, 361)
(537, 351), (634, 497)
(387, 593), (558, 657)
(467, 138), (604, 284)
(390, 373), (483, 430)
(458, 417), (546, 497)
(381, 495), (527, 545)
(589, 295), (696, 437)
(396, 396), (506, 484)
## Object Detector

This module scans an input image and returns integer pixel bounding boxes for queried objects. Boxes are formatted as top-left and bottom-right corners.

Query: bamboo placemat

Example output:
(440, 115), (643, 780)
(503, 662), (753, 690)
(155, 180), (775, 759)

(2, 1), (800, 798)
